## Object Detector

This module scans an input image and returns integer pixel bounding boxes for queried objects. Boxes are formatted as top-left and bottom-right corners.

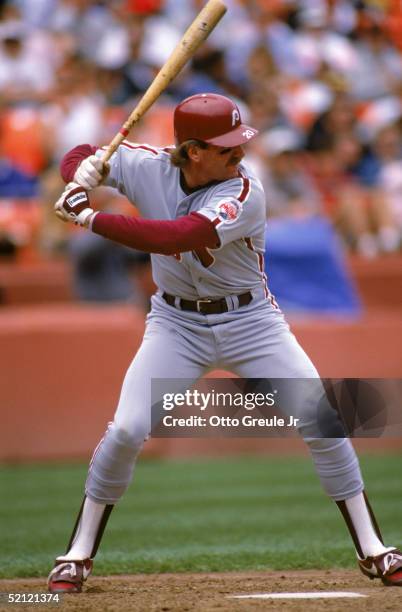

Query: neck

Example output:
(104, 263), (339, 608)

(181, 167), (209, 190)
(180, 171), (216, 195)
(181, 166), (241, 192)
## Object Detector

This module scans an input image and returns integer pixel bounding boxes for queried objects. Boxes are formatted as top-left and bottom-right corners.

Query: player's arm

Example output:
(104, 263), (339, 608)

(60, 144), (109, 190)
(54, 183), (219, 255)
(60, 142), (149, 199)
(196, 173), (266, 247)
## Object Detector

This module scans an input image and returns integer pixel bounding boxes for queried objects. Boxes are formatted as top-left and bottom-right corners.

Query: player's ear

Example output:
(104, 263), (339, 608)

(187, 141), (207, 163)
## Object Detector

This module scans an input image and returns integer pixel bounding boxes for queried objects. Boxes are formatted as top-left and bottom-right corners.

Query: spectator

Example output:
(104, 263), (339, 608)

(67, 188), (151, 305)
(305, 131), (399, 256)
(46, 0), (115, 63)
(250, 126), (322, 218)
(292, 3), (358, 80)
(244, 42), (294, 133)
(306, 93), (357, 152)
(42, 53), (104, 162)
(177, 46), (242, 99)
(69, 230), (150, 304)
(347, 10), (402, 101)
(0, 0), (400, 261)
(372, 123), (402, 241)
(324, 0), (357, 36)
(0, 19), (55, 105)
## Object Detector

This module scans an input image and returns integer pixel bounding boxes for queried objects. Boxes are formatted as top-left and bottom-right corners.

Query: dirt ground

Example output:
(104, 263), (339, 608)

(1, 570), (402, 612)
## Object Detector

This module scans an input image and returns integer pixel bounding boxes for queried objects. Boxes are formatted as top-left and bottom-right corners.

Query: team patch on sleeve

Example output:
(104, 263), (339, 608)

(215, 197), (243, 224)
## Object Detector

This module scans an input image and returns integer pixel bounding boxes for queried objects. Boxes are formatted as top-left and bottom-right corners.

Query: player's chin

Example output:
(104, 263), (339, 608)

(223, 165), (240, 179)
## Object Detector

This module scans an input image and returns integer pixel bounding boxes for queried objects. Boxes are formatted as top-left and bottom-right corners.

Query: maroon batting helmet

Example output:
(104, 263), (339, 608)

(173, 93), (258, 147)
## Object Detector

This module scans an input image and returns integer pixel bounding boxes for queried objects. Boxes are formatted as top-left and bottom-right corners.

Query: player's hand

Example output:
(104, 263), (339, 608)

(54, 182), (96, 227)
(73, 155), (110, 191)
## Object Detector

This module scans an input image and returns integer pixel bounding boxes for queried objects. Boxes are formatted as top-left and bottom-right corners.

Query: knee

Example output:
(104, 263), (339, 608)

(112, 421), (149, 452)
(304, 437), (342, 452)
(304, 436), (354, 455)
(304, 437), (360, 470)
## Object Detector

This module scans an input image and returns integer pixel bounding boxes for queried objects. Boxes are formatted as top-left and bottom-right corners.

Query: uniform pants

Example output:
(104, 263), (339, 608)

(86, 295), (363, 503)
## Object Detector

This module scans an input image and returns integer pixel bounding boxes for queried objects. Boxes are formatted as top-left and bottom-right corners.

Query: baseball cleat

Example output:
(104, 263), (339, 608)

(358, 548), (402, 586)
(47, 559), (93, 593)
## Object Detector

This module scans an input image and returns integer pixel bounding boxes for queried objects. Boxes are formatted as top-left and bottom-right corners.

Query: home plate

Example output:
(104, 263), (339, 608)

(229, 592), (367, 600)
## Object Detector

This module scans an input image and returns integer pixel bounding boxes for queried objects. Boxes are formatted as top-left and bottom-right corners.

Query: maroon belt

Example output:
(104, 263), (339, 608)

(162, 291), (252, 315)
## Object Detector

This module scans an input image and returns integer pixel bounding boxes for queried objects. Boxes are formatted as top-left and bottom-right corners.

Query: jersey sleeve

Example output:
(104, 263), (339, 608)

(195, 171), (266, 247)
(95, 141), (159, 202)
(60, 144), (98, 182)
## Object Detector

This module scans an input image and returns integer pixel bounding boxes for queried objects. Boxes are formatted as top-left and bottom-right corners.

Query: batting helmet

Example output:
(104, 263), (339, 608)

(173, 93), (258, 147)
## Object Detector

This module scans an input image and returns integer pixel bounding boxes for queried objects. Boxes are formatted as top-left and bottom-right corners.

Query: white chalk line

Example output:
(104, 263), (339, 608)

(229, 591), (368, 600)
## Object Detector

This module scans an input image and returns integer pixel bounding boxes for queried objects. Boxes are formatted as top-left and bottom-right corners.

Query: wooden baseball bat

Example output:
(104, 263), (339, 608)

(101, 0), (227, 163)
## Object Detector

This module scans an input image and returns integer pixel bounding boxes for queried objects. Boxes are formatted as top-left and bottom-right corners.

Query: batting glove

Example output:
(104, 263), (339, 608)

(73, 155), (109, 191)
(54, 182), (96, 227)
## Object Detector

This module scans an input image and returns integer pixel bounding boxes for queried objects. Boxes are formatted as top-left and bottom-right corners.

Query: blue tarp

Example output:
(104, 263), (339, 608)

(264, 216), (362, 315)
(0, 160), (39, 198)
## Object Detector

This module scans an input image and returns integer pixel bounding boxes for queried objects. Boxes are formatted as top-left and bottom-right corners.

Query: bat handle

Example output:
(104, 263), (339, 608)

(101, 122), (132, 163)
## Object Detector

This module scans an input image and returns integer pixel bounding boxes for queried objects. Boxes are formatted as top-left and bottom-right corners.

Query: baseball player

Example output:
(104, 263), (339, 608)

(47, 93), (402, 592)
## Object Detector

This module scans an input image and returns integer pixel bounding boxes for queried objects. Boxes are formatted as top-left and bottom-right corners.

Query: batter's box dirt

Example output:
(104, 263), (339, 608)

(0, 570), (400, 612)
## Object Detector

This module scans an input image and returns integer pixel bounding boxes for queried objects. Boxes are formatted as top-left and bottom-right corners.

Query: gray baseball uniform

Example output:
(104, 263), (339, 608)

(85, 141), (363, 505)
(99, 142), (273, 301)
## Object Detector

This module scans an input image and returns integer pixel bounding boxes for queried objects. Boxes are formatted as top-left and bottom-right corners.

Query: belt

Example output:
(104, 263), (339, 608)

(162, 291), (252, 314)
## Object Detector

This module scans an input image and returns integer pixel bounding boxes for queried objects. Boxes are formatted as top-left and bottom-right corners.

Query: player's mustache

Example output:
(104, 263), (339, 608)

(227, 155), (243, 166)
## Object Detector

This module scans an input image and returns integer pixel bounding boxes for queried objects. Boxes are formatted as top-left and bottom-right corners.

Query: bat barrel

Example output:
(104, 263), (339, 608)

(101, 0), (227, 163)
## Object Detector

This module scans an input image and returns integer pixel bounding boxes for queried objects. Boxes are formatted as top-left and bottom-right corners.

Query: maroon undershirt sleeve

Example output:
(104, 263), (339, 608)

(60, 145), (220, 254)
(92, 211), (220, 255)
(60, 144), (98, 182)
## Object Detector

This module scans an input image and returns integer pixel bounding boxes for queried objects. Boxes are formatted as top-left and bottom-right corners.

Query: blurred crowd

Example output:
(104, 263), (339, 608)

(1, 0), (402, 300)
